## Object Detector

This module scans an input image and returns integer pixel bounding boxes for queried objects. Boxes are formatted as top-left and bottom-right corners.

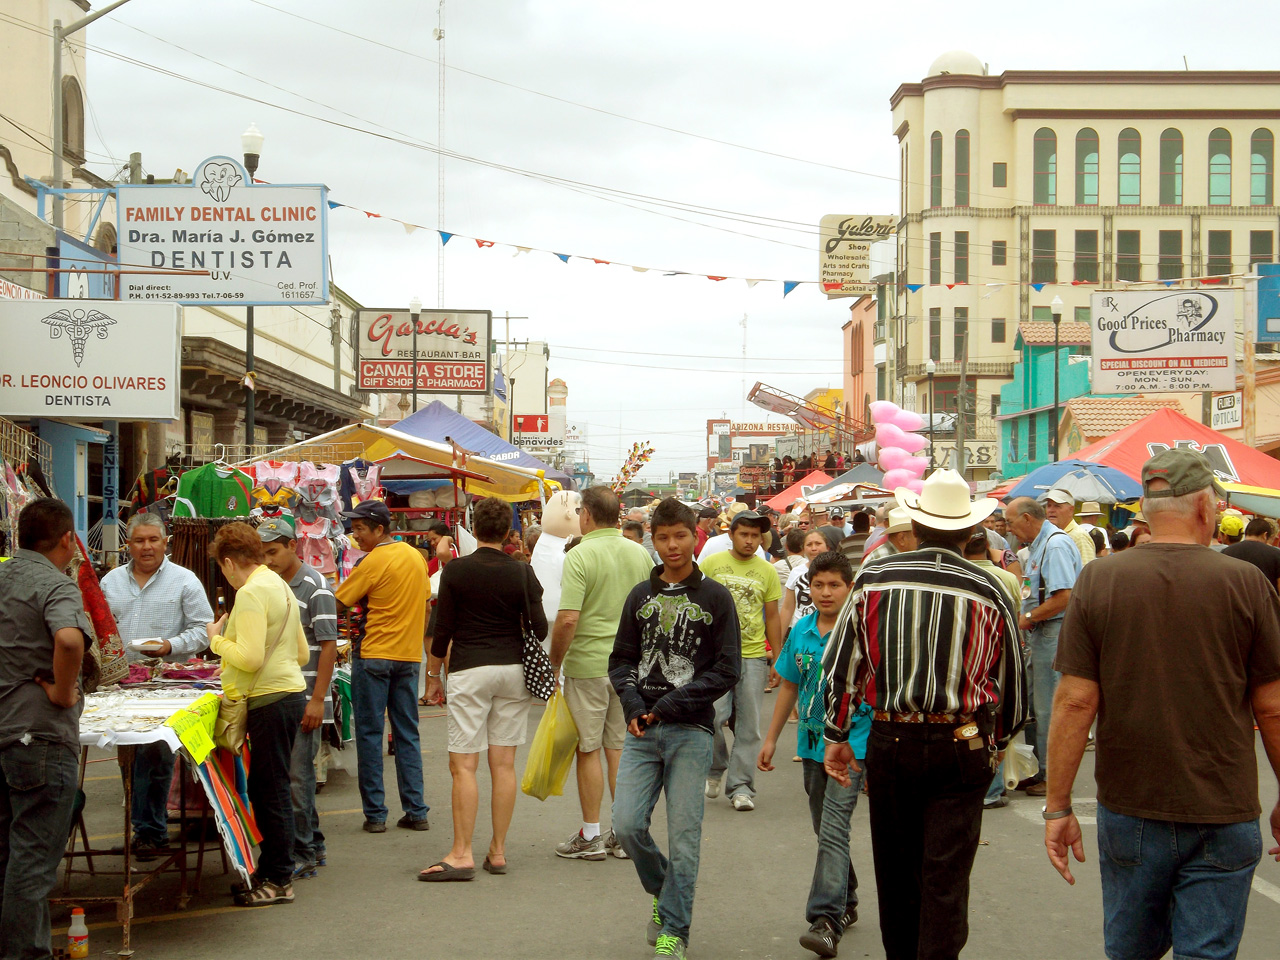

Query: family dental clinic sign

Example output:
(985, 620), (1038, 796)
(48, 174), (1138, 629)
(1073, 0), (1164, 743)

(116, 156), (329, 305)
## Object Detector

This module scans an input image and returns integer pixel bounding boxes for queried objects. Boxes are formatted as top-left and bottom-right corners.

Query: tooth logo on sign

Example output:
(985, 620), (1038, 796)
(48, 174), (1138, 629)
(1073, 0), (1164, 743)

(199, 161), (243, 202)
(41, 307), (116, 367)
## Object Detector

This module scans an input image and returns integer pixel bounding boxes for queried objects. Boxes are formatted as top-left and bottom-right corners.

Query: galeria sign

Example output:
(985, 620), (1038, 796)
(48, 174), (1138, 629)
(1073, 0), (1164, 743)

(116, 156), (328, 305)
(0, 300), (181, 419)
(356, 308), (492, 394)
(818, 214), (895, 299)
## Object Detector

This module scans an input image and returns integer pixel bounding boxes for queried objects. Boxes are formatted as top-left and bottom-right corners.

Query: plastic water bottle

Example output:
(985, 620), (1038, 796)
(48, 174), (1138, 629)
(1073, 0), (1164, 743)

(67, 908), (88, 959)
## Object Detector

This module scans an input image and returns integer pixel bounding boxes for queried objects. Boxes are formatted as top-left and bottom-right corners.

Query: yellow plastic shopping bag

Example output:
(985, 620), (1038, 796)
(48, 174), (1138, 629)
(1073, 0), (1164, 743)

(520, 690), (579, 801)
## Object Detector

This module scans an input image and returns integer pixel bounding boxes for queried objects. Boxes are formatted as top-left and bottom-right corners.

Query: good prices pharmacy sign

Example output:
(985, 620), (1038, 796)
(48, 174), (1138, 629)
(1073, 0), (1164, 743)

(0, 300), (181, 419)
(117, 156), (328, 305)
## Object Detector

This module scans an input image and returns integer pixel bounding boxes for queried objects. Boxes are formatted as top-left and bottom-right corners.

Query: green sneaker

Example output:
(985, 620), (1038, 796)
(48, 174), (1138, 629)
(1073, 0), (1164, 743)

(654, 933), (687, 958)
(647, 896), (662, 946)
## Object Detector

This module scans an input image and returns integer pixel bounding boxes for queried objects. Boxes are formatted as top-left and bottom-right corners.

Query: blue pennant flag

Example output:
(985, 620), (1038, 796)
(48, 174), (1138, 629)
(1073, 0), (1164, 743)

(1161, 280), (1176, 286)
(555, 253), (570, 263)
(439, 232), (453, 245)
(1031, 283), (1047, 292)
(493, 360), (507, 403)
(327, 201), (343, 210)
(905, 283), (924, 292)
(782, 281), (800, 297)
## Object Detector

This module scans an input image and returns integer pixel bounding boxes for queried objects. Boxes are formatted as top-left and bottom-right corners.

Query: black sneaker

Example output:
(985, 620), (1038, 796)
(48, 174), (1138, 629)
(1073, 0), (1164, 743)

(799, 918), (841, 958)
(839, 904), (857, 930)
(362, 820), (387, 833)
(396, 814), (430, 831)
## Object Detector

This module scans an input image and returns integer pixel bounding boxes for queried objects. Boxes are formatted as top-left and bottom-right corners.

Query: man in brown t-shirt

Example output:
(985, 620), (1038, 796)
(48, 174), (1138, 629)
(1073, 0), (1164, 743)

(1045, 449), (1280, 960)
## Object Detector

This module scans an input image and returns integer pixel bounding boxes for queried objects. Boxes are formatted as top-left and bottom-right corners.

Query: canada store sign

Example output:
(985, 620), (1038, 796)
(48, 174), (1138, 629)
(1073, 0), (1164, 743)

(0, 301), (181, 419)
(356, 308), (492, 394)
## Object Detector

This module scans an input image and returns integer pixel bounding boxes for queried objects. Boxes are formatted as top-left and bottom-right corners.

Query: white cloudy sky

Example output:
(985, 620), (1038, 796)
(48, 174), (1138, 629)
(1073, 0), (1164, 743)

(63, 0), (1272, 480)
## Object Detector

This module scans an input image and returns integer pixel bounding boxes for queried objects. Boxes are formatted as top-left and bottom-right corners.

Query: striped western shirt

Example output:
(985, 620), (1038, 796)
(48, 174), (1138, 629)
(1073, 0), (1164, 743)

(822, 545), (1028, 747)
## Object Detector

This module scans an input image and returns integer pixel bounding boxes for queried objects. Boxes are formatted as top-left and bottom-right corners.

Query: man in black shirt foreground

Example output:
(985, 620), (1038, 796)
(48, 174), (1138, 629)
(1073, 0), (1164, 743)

(1221, 517), (1280, 592)
(610, 499), (741, 960)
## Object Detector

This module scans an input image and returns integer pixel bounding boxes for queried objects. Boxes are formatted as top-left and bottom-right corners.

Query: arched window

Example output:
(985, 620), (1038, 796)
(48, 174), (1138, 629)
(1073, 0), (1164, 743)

(1118, 128), (1141, 205)
(930, 131), (942, 207)
(1252, 129), (1273, 205)
(61, 76), (84, 162)
(1160, 128), (1183, 205)
(955, 130), (970, 206)
(1034, 127), (1056, 204)
(1208, 128), (1232, 205)
(1075, 128), (1099, 205)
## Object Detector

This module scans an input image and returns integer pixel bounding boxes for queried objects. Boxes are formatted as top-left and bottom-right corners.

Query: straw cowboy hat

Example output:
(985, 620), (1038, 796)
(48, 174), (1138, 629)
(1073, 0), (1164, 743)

(894, 469), (999, 531)
(885, 507), (914, 535)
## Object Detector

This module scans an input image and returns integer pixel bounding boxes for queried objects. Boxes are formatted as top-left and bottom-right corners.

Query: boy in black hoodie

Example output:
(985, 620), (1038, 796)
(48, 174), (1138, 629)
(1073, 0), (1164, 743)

(610, 498), (741, 960)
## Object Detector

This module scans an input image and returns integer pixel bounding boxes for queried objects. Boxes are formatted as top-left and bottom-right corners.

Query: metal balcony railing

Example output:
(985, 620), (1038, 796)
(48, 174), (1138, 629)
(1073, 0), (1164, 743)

(901, 361), (1015, 379)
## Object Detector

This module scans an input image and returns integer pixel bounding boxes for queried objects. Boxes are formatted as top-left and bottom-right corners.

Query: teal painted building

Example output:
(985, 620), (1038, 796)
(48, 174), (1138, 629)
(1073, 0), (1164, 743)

(998, 321), (1095, 474)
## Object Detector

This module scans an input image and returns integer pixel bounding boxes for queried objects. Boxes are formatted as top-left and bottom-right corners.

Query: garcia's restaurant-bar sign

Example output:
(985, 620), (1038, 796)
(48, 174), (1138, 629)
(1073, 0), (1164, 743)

(0, 300), (181, 419)
(356, 308), (492, 394)
(116, 156), (328, 305)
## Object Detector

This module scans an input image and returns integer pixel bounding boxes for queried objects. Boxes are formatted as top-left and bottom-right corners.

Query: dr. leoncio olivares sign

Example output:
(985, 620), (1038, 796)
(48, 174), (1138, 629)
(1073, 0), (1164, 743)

(0, 300), (181, 419)
(356, 308), (492, 394)
(1089, 290), (1236, 394)
(116, 156), (328, 305)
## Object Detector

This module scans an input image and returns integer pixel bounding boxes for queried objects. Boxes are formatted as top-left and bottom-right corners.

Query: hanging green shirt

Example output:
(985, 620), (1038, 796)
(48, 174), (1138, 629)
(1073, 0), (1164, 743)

(172, 463), (254, 518)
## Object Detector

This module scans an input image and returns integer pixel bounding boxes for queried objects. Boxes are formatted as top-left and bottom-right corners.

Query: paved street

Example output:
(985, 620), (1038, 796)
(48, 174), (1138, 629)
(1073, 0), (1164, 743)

(65, 704), (1280, 959)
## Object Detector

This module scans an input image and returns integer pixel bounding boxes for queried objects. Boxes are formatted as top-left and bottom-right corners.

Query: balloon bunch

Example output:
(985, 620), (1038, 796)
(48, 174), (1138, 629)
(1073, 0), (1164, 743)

(868, 401), (930, 495)
(611, 442), (656, 493)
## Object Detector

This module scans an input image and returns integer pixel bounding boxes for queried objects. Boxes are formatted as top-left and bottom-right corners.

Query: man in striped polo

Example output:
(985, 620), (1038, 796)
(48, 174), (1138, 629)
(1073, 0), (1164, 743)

(261, 517), (339, 879)
(822, 469), (1027, 960)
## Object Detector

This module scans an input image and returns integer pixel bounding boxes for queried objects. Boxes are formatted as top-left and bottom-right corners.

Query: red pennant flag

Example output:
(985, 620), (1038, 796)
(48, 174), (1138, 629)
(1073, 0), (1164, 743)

(1200, 276), (1225, 284)
(592, 259), (611, 265)
(475, 239), (495, 248)
(707, 276), (727, 281)
(365, 211), (381, 218)
(822, 282), (843, 292)
(946, 283), (956, 290)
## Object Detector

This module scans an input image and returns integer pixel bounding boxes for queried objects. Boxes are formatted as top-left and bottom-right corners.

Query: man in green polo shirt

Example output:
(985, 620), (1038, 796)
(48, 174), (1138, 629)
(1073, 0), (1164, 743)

(551, 485), (655, 860)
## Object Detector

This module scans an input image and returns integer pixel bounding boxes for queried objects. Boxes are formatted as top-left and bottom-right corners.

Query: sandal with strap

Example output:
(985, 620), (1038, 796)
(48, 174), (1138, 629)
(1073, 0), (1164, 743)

(238, 880), (295, 907)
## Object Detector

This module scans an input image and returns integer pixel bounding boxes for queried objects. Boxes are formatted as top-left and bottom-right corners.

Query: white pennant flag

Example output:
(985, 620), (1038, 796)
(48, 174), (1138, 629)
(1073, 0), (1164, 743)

(514, 246), (531, 256)
(745, 279), (761, 288)
(632, 266), (649, 273)
(403, 223), (419, 234)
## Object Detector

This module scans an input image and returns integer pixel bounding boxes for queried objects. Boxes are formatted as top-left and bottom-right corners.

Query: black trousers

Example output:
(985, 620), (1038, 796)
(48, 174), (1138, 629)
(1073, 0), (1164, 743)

(864, 721), (991, 960)
(246, 692), (306, 885)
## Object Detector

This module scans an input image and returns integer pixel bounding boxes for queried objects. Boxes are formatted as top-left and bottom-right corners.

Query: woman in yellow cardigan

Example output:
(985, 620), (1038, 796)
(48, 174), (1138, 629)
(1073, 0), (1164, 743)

(206, 522), (309, 906)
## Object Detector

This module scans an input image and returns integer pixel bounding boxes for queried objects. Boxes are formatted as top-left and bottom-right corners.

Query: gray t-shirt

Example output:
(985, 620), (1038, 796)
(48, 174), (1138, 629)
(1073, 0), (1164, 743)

(0, 550), (91, 753)
(289, 563), (338, 714)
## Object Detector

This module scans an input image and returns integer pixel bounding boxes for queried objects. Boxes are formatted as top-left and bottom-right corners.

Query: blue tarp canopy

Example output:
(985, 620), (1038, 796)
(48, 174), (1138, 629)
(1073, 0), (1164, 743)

(391, 401), (574, 489)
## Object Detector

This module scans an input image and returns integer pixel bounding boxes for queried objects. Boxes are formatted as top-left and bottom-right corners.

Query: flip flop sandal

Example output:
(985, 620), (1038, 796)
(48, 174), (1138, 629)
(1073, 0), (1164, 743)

(240, 880), (295, 906)
(482, 856), (507, 875)
(417, 862), (475, 882)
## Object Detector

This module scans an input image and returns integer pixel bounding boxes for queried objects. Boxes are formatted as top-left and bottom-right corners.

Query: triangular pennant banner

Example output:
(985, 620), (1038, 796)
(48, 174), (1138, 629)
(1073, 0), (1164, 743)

(514, 246), (531, 255)
(592, 259), (611, 265)
(439, 232), (453, 245)
(327, 200), (344, 210)
(555, 253), (570, 263)
(822, 282), (843, 292)
(783, 281), (800, 297)
(1161, 280), (1176, 287)
(1200, 276), (1224, 284)
(632, 266), (648, 273)
(707, 276), (727, 282)
(475, 239), (495, 248)
(365, 211), (381, 218)
(403, 223), (419, 234)
(906, 283), (924, 292)
(745, 280), (761, 288)
(946, 283), (957, 290)
(1031, 283), (1047, 292)
(664, 271), (687, 277)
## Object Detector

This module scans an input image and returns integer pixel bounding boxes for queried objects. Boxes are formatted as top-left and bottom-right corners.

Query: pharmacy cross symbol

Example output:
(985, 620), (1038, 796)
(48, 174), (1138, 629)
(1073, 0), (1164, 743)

(41, 307), (116, 367)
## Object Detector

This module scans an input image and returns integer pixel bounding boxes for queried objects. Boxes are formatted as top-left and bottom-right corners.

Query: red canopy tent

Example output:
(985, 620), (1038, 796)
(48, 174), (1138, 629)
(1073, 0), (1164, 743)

(765, 470), (834, 511)
(1070, 407), (1280, 489)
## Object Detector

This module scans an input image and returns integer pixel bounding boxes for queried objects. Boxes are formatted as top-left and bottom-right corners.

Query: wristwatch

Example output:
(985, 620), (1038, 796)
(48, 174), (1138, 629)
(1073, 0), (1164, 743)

(1042, 805), (1073, 820)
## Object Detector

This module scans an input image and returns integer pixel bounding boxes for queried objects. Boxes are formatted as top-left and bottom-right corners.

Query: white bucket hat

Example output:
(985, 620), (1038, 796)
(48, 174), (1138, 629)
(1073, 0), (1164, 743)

(895, 469), (998, 531)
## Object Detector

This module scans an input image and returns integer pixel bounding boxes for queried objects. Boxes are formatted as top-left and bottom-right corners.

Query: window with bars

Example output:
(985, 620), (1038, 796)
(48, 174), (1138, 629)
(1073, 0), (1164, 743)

(930, 233), (942, 284)
(1251, 129), (1273, 206)
(954, 308), (968, 361)
(992, 318), (1006, 343)
(1158, 230), (1183, 280)
(1250, 231), (1274, 268)
(1117, 230), (1141, 282)
(992, 240), (1007, 266)
(990, 394), (1001, 418)
(993, 162), (1007, 188)
(930, 131), (943, 207)
(1028, 415), (1038, 462)
(1208, 128), (1232, 205)
(1032, 230), (1057, 283)
(1160, 129), (1184, 205)
(955, 130), (970, 207)
(954, 232), (969, 284)
(934, 378), (977, 437)
(1075, 128), (1099, 205)
(1034, 128), (1057, 204)
(1118, 128), (1141, 205)
(929, 308), (941, 361)
(1074, 230), (1099, 282)
(1207, 231), (1232, 277)
(1010, 417), (1021, 463)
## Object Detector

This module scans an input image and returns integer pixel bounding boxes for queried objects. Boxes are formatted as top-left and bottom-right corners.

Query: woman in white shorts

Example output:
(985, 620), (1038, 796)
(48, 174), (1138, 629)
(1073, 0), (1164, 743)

(420, 497), (547, 881)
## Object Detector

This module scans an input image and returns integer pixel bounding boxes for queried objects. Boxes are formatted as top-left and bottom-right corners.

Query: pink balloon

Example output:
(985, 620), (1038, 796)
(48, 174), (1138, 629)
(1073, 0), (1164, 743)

(868, 401), (902, 425)
(877, 446), (910, 471)
(883, 468), (915, 489)
(892, 409), (925, 432)
(902, 456), (929, 477)
(905, 479), (925, 494)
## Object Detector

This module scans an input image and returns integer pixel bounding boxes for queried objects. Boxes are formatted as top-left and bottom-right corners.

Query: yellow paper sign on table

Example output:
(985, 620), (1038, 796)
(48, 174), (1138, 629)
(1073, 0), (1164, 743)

(164, 692), (221, 764)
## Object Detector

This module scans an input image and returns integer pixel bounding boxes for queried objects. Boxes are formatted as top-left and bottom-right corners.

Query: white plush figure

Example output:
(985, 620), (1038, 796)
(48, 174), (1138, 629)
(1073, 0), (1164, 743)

(529, 490), (583, 641)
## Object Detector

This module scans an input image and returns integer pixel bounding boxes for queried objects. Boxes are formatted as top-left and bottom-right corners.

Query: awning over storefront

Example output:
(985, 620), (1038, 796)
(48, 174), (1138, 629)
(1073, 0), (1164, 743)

(765, 471), (834, 511)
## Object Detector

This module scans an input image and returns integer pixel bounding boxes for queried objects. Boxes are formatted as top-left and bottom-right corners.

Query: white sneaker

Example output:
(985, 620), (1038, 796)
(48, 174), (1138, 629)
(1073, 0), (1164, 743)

(704, 777), (722, 799)
(731, 794), (755, 811)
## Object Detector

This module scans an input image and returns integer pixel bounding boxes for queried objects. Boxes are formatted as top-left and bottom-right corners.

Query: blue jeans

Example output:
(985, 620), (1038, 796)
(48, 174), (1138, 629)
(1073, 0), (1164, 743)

(351, 657), (428, 823)
(801, 758), (862, 926)
(709, 657), (767, 799)
(130, 740), (175, 845)
(289, 724), (325, 864)
(1097, 805), (1261, 960)
(612, 722), (714, 944)
(0, 740), (78, 960)
(1028, 619), (1062, 781)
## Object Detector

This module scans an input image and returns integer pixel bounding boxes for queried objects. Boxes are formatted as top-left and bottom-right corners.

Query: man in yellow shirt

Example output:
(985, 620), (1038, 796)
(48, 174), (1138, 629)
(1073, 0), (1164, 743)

(335, 501), (431, 833)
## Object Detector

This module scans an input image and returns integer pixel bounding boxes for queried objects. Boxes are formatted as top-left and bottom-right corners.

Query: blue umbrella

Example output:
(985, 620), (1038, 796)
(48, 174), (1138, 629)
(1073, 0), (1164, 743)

(1004, 459), (1143, 504)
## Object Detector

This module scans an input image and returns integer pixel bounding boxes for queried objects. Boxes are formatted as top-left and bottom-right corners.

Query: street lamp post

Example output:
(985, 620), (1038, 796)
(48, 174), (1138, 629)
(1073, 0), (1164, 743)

(1051, 295), (1063, 463)
(408, 296), (422, 413)
(925, 358), (937, 471)
(241, 123), (264, 449)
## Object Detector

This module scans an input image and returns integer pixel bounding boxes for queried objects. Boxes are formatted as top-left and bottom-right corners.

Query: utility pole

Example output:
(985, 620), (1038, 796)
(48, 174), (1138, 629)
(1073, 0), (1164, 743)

(1244, 334), (1257, 447)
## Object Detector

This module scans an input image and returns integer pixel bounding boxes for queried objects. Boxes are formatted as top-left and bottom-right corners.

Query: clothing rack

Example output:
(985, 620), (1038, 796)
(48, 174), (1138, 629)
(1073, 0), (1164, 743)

(237, 442), (369, 468)
(0, 416), (54, 488)
(169, 516), (261, 614)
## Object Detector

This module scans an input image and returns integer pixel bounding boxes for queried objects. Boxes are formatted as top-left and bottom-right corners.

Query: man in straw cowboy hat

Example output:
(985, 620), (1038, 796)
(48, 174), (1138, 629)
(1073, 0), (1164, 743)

(821, 469), (1027, 960)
